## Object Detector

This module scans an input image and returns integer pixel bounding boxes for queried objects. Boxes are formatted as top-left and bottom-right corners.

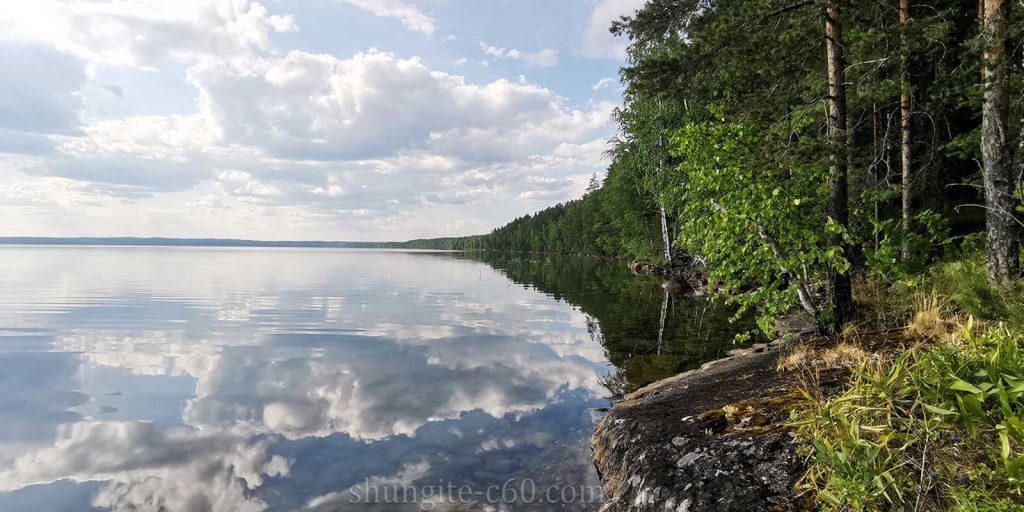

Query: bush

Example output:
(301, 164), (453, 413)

(865, 210), (952, 280)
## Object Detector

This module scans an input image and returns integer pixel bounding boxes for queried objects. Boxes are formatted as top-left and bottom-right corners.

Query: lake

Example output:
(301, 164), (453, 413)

(0, 247), (752, 511)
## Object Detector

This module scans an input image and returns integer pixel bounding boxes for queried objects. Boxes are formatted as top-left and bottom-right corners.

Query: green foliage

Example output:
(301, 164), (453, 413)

(865, 210), (953, 280)
(374, 182), (664, 258)
(929, 254), (1024, 326)
(797, 325), (1024, 511)
(387, 0), (1011, 338)
(667, 120), (842, 332)
(949, 489), (1024, 512)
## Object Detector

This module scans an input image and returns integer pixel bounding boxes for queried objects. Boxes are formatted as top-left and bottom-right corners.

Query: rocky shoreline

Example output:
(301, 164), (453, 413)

(589, 296), (855, 512)
(597, 258), (836, 511)
(629, 257), (709, 296)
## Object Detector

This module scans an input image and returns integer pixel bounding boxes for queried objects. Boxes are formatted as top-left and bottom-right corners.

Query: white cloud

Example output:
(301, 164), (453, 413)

(480, 42), (560, 67)
(0, 0), (296, 68)
(0, 2), (617, 239)
(0, 421), (289, 511)
(187, 50), (597, 160)
(592, 77), (617, 90)
(175, 332), (604, 440)
(580, 0), (646, 59)
(338, 0), (436, 36)
(217, 170), (284, 199)
(306, 459), (431, 509)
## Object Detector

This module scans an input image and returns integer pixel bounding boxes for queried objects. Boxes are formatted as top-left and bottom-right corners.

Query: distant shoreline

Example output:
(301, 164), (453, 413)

(0, 237), (437, 249)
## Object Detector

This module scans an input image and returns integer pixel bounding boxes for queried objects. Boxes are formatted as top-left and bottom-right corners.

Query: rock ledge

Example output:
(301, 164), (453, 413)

(591, 342), (817, 511)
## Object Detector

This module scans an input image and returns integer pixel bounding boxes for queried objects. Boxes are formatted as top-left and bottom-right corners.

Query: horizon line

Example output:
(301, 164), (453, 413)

(0, 235), (482, 248)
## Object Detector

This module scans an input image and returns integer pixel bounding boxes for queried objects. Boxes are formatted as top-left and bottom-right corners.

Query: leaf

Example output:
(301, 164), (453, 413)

(818, 489), (841, 506)
(1000, 430), (1011, 461)
(949, 379), (983, 395)
(922, 403), (957, 416)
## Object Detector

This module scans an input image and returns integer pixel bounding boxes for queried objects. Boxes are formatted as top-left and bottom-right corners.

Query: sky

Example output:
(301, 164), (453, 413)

(0, 0), (645, 241)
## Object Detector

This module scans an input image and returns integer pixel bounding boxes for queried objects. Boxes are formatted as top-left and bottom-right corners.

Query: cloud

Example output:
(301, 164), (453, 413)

(337, 0), (436, 36)
(0, 130), (57, 156)
(592, 77), (617, 90)
(480, 43), (560, 67)
(0, 3), (616, 239)
(304, 459), (431, 510)
(37, 258), (610, 442)
(580, 0), (646, 59)
(41, 157), (208, 192)
(16, 114), (218, 193)
(187, 50), (593, 160)
(0, 0), (296, 67)
(0, 41), (86, 136)
(216, 170), (284, 199)
(0, 249), (614, 509)
(175, 331), (603, 440)
(0, 421), (289, 511)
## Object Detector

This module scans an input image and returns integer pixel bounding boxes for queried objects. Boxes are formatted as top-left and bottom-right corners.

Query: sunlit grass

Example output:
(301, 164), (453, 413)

(792, 254), (1024, 511)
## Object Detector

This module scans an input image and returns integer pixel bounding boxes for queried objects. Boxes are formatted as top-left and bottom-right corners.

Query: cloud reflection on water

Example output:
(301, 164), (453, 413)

(0, 248), (611, 511)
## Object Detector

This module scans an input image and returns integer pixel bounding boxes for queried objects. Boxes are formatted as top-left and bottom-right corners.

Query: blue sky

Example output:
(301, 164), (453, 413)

(0, 0), (644, 241)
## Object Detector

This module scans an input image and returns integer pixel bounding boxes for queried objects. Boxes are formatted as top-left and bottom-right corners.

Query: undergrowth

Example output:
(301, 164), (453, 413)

(793, 253), (1024, 511)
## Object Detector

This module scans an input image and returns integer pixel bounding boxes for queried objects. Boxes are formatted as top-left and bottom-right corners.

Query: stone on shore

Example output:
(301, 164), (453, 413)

(591, 344), (818, 512)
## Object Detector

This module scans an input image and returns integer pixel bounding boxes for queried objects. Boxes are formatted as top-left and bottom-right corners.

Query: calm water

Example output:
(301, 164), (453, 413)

(0, 247), (751, 511)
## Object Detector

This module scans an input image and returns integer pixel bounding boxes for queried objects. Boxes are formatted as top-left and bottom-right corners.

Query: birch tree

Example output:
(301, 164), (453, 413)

(980, 0), (1019, 284)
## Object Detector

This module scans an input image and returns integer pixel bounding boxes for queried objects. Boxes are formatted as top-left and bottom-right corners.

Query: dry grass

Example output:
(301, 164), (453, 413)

(819, 343), (874, 368)
(906, 291), (971, 342)
(778, 342), (877, 372)
(777, 344), (813, 371)
(907, 291), (947, 337)
(852, 274), (915, 332)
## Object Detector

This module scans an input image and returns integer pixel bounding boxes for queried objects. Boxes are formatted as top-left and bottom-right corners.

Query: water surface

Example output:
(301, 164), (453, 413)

(0, 247), (750, 511)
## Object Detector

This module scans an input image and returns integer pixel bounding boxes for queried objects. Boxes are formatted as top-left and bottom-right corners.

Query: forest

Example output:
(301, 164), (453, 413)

(417, 0), (1022, 332)
(412, 0), (1024, 509)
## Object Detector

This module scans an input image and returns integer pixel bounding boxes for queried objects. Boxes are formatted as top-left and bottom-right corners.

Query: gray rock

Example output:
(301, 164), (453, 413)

(592, 349), (817, 511)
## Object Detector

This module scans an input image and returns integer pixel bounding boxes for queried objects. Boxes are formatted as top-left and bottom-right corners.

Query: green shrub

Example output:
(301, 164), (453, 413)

(865, 210), (952, 280)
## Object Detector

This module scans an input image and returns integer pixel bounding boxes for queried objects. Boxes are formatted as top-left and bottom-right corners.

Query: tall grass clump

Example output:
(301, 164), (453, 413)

(795, 321), (1024, 511)
(928, 251), (1024, 327)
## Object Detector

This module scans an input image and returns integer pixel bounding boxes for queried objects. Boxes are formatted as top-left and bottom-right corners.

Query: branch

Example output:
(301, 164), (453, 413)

(710, 200), (819, 317)
(759, 0), (814, 22)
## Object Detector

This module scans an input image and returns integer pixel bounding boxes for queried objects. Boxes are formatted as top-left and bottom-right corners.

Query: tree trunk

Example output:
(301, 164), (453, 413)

(981, 0), (1019, 284)
(655, 102), (672, 266)
(900, 0), (913, 259)
(872, 103), (881, 252)
(660, 205), (672, 264)
(825, 3), (853, 329)
(656, 288), (668, 356)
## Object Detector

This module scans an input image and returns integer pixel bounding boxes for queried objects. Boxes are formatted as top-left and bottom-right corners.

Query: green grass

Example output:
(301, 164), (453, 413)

(794, 253), (1024, 511)
(927, 255), (1024, 327)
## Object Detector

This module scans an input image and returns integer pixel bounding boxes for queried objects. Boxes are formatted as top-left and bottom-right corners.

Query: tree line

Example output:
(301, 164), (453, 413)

(407, 0), (1024, 333)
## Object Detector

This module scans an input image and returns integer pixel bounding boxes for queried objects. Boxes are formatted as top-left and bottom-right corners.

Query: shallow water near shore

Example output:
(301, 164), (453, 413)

(0, 246), (752, 511)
